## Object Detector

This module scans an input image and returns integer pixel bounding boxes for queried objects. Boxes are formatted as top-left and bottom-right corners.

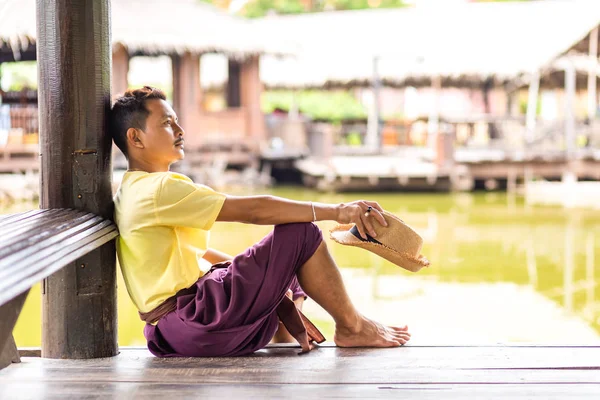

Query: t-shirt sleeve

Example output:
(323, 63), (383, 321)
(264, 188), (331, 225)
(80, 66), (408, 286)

(154, 174), (226, 230)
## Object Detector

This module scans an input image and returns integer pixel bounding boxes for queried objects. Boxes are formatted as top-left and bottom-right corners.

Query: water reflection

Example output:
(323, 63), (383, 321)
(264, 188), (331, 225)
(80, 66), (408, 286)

(9, 190), (600, 346)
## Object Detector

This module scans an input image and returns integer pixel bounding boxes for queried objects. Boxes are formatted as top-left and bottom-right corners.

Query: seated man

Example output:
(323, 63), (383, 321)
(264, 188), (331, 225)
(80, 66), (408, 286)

(110, 86), (411, 357)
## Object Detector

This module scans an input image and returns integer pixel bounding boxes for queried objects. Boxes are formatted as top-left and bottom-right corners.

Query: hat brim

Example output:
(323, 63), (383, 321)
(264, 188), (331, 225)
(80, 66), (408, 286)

(330, 225), (430, 273)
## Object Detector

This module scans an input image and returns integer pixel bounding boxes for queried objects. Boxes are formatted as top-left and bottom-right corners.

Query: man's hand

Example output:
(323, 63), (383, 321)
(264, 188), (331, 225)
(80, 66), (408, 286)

(336, 200), (387, 240)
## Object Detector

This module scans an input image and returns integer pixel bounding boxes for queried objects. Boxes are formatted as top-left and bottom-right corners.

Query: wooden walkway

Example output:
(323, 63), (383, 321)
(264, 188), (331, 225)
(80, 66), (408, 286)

(1, 344), (599, 399)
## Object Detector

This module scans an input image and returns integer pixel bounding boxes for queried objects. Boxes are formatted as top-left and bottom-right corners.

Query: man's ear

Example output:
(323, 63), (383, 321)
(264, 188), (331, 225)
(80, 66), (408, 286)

(126, 128), (145, 149)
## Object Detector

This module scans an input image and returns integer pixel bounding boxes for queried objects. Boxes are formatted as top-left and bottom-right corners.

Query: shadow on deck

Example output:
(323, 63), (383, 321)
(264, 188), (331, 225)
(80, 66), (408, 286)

(1, 344), (600, 399)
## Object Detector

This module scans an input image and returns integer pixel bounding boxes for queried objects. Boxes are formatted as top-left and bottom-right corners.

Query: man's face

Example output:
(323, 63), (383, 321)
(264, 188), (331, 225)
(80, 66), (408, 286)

(136, 99), (185, 166)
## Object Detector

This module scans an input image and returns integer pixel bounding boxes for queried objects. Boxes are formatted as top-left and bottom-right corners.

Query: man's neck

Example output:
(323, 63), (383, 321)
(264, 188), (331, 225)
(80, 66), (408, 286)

(127, 159), (169, 173)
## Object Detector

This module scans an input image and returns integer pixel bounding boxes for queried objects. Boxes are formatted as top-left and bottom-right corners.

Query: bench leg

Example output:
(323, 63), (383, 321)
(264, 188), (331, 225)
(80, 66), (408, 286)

(0, 335), (20, 369)
(0, 290), (29, 370)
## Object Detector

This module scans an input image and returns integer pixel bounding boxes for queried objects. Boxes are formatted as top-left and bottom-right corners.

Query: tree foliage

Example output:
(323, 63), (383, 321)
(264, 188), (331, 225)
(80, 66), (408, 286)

(202, 0), (533, 18)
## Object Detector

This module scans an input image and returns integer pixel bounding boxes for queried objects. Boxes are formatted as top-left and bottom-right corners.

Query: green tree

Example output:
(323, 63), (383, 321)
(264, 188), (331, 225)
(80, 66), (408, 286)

(244, 0), (306, 18)
(201, 0), (532, 18)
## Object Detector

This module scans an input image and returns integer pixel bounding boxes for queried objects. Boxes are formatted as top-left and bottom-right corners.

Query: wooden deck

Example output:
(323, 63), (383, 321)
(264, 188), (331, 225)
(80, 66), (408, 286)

(1, 344), (599, 399)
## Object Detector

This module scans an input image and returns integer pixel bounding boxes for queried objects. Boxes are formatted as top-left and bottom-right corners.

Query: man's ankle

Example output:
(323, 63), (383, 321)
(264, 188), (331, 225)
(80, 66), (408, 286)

(335, 313), (362, 334)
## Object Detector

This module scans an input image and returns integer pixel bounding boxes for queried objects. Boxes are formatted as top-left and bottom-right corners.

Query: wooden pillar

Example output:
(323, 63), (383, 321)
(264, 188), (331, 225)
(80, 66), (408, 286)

(427, 75), (441, 154)
(227, 60), (241, 107)
(565, 61), (576, 158)
(588, 27), (598, 120)
(525, 70), (540, 144)
(111, 43), (129, 99)
(505, 87), (514, 117)
(171, 52), (201, 130)
(37, 0), (117, 359)
(171, 54), (183, 119)
(366, 56), (382, 151)
(240, 55), (266, 144)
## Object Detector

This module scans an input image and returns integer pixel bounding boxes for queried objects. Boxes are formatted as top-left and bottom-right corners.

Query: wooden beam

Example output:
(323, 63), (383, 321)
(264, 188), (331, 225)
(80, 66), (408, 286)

(37, 0), (117, 359)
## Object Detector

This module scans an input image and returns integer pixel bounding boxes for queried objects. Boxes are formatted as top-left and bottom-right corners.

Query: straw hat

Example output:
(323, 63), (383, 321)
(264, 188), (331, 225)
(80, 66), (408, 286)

(330, 210), (430, 272)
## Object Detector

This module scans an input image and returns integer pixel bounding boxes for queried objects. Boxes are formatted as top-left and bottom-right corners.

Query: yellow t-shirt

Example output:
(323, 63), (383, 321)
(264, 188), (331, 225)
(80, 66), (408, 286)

(114, 171), (226, 313)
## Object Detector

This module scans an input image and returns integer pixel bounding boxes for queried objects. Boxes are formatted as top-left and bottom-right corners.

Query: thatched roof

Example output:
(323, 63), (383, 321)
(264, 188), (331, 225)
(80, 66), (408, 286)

(0, 0), (291, 63)
(257, 0), (600, 89)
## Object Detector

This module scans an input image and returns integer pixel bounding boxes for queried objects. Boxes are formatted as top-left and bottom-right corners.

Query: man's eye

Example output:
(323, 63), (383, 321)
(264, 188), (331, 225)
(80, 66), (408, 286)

(164, 120), (171, 125)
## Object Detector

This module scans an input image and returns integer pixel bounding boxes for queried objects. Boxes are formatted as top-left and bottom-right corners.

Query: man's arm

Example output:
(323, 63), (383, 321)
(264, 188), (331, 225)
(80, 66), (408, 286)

(216, 195), (387, 240)
(202, 248), (234, 265)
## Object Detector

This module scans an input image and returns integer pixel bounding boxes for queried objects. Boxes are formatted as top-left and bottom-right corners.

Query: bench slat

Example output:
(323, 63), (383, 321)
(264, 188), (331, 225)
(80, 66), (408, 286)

(0, 209), (48, 228)
(0, 209), (73, 241)
(0, 211), (97, 259)
(0, 226), (118, 307)
(0, 210), (81, 245)
(0, 209), (119, 308)
(0, 216), (108, 274)
(0, 218), (115, 280)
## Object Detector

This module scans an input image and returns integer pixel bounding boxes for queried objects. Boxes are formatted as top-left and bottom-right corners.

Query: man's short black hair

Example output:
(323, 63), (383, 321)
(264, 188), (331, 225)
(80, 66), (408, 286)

(109, 86), (167, 158)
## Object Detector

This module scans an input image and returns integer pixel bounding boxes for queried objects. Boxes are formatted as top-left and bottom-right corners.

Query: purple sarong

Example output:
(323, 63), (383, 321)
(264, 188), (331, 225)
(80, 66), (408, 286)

(144, 222), (323, 357)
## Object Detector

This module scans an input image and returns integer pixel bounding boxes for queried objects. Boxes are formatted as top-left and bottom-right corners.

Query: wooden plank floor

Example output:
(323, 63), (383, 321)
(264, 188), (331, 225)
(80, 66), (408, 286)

(1, 344), (600, 399)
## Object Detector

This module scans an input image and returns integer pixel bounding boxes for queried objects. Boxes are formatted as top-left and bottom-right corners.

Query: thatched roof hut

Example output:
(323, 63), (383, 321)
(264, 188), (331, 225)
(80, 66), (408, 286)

(0, 0), (291, 63)
(257, 0), (600, 89)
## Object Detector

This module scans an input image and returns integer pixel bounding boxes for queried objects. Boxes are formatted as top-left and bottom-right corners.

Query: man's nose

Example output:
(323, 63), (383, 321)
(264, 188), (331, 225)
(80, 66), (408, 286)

(174, 123), (184, 137)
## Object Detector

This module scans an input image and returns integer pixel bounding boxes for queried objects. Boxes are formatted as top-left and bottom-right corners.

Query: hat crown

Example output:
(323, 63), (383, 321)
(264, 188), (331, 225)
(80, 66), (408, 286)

(372, 211), (423, 257)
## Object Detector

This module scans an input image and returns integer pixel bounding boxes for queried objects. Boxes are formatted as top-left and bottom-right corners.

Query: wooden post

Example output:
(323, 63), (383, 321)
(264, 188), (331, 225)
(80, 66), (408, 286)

(171, 52), (201, 130)
(171, 54), (183, 119)
(565, 61), (576, 158)
(525, 70), (540, 144)
(366, 56), (382, 151)
(111, 43), (129, 99)
(588, 27), (598, 120)
(37, 0), (117, 359)
(427, 75), (441, 156)
(240, 55), (266, 145)
(227, 60), (241, 108)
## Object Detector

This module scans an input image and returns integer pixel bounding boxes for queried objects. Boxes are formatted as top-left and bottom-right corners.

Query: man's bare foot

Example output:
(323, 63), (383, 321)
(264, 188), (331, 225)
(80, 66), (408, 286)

(334, 316), (410, 348)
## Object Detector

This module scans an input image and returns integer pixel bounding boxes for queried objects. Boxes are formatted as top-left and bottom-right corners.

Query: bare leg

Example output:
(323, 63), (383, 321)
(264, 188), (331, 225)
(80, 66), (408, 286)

(297, 241), (410, 347)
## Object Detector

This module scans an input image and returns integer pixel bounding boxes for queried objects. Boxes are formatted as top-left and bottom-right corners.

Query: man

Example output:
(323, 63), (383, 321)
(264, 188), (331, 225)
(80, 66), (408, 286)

(110, 86), (410, 357)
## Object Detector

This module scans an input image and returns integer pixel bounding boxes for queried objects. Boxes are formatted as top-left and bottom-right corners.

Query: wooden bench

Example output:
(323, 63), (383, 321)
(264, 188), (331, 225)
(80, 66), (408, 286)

(0, 209), (118, 369)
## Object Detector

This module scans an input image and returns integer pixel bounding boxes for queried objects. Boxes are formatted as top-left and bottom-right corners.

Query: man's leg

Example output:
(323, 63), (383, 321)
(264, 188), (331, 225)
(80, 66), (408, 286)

(297, 241), (411, 347)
